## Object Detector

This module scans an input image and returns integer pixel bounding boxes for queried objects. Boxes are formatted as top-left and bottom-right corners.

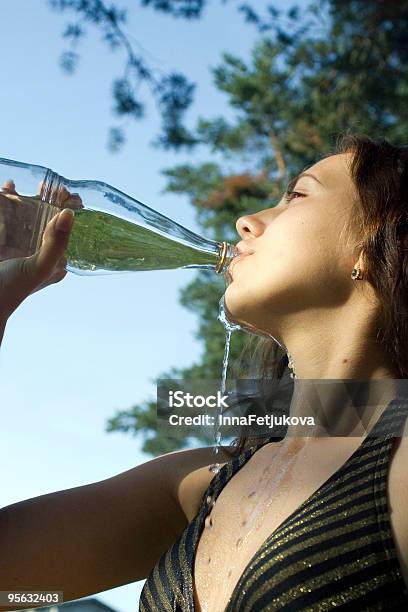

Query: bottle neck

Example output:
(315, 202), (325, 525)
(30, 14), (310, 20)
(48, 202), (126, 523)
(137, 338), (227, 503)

(216, 242), (238, 274)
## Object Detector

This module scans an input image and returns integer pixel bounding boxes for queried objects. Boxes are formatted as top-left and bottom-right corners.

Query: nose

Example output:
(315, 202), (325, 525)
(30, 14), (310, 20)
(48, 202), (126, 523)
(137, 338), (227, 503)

(236, 211), (266, 239)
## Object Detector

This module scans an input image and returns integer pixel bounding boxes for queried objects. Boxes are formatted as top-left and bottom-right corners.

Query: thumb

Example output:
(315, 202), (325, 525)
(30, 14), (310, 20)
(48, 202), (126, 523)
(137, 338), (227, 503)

(26, 208), (75, 286)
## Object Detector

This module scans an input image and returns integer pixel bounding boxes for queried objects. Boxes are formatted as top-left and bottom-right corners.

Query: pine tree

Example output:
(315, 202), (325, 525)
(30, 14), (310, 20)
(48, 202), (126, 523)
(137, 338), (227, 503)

(105, 0), (408, 454)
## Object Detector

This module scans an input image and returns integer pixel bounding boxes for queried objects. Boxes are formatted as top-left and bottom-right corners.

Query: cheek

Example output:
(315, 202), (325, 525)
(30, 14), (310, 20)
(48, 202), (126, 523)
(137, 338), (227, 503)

(225, 210), (351, 324)
(267, 207), (349, 277)
(256, 214), (327, 279)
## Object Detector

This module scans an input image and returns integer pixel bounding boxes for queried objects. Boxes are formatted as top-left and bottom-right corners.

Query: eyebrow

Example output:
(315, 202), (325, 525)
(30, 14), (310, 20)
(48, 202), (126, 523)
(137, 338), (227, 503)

(286, 172), (324, 192)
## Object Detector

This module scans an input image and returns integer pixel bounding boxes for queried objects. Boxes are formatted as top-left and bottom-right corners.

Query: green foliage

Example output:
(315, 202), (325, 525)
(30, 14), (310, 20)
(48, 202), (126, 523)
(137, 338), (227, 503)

(49, 0), (263, 151)
(104, 0), (408, 455)
(50, 0), (408, 152)
(49, 0), (199, 150)
(140, 0), (206, 20)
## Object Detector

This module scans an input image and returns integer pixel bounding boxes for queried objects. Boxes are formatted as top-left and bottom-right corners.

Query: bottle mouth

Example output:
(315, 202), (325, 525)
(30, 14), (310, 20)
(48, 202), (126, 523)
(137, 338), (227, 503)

(215, 242), (239, 273)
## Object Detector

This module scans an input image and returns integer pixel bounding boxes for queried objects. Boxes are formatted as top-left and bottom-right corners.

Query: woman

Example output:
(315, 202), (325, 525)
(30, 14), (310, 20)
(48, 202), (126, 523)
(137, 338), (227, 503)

(0, 134), (407, 611)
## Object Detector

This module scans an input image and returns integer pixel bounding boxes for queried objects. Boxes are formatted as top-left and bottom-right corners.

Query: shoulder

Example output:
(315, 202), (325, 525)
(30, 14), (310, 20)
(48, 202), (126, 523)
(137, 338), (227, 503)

(166, 445), (232, 523)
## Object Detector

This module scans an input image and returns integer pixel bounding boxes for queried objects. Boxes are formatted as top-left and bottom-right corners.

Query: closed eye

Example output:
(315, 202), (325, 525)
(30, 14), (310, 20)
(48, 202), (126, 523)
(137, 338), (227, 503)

(284, 189), (307, 203)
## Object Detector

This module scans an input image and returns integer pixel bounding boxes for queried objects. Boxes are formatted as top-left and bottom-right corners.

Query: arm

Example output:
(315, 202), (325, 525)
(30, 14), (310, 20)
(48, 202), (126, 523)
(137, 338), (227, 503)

(0, 183), (231, 605)
(0, 445), (230, 610)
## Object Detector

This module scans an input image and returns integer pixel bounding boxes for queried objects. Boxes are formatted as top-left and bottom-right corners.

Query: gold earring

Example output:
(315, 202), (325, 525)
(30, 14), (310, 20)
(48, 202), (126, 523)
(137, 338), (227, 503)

(351, 264), (363, 280)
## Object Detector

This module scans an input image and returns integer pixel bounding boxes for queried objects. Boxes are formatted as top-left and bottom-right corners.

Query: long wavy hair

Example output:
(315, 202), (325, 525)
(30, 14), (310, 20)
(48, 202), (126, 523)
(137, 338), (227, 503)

(222, 133), (408, 458)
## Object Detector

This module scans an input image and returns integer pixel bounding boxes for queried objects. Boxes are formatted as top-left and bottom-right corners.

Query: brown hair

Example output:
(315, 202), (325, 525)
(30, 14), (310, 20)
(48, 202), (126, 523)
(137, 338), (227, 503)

(223, 133), (408, 458)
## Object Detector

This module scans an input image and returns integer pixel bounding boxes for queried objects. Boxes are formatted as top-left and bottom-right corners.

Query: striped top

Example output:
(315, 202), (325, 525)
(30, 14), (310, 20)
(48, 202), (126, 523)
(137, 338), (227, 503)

(139, 396), (408, 611)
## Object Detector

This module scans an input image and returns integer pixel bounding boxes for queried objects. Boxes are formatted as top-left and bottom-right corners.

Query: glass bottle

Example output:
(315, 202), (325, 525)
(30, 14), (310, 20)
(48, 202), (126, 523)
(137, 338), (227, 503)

(0, 157), (237, 275)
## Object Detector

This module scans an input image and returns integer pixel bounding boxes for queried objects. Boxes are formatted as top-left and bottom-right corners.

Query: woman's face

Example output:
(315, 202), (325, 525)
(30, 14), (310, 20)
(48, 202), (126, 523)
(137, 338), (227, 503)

(225, 153), (360, 339)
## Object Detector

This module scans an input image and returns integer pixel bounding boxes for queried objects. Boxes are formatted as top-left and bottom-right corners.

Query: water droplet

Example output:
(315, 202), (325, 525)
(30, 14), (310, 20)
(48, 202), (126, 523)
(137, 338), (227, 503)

(208, 557), (211, 564)
(209, 463), (220, 474)
(236, 537), (243, 549)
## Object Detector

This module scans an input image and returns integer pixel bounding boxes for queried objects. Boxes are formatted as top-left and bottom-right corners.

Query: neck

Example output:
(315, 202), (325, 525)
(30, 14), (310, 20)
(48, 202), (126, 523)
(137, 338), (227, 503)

(285, 378), (400, 437)
(269, 298), (400, 438)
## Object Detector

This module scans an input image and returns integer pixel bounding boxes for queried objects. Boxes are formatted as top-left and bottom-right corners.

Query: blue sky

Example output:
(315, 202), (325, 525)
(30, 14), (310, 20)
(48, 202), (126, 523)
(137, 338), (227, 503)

(0, 1), (305, 610)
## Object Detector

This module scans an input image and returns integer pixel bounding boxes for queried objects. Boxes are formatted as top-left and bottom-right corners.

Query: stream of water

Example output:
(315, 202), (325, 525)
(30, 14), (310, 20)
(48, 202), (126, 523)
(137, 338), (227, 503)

(208, 294), (241, 475)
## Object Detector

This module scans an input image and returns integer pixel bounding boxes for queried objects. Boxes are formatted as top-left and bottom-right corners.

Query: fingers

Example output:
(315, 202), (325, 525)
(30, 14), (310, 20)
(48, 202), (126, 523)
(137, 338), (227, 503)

(24, 208), (75, 288)
(60, 186), (84, 209)
(2, 179), (84, 210)
(36, 181), (84, 209)
(1, 180), (18, 195)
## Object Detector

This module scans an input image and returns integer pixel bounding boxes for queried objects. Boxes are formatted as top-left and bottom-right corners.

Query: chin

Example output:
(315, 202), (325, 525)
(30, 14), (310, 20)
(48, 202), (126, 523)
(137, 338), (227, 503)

(224, 284), (283, 343)
(224, 283), (261, 329)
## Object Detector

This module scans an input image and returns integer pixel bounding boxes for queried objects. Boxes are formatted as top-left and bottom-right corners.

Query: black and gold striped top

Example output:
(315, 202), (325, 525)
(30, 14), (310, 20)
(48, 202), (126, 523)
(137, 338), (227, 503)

(139, 396), (408, 611)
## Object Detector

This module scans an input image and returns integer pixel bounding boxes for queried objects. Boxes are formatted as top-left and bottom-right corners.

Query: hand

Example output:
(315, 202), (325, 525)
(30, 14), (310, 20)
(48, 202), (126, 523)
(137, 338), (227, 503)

(0, 180), (78, 320)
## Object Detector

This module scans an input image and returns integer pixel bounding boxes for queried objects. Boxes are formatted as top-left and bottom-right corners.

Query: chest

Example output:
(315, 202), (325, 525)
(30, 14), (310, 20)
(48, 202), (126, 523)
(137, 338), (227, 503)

(193, 437), (408, 612)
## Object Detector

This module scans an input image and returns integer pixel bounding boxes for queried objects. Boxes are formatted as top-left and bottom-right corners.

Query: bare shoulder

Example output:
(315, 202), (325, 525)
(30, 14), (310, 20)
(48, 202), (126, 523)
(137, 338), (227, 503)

(169, 445), (231, 522)
(388, 417), (408, 587)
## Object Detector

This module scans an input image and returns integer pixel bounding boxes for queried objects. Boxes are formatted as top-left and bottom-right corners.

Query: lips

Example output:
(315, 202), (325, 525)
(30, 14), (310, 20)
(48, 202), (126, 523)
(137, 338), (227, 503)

(231, 253), (249, 266)
(228, 244), (254, 273)
(235, 241), (254, 257)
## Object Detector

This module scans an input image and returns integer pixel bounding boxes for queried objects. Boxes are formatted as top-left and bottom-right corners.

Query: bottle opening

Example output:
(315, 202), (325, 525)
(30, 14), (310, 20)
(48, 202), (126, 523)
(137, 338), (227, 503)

(215, 241), (228, 273)
(215, 241), (239, 273)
